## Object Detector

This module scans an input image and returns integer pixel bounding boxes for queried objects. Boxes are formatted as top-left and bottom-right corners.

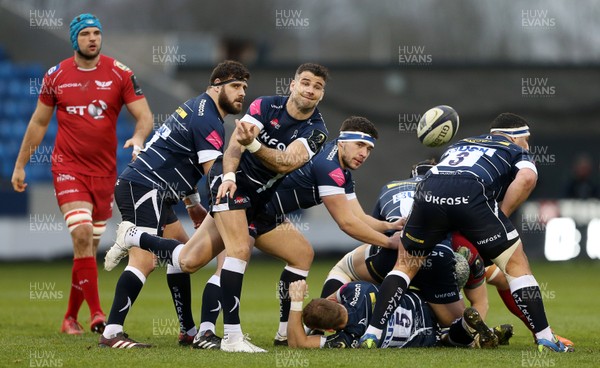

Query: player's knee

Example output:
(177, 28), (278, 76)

(92, 221), (107, 241)
(180, 259), (199, 274)
(305, 245), (315, 264)
(65, 208), (93, 246)
(225, 244), (251, 261)
(292, 244), (314, 270)
(485, 265), (507, 289)
(491, 239), (521, 283)
(179, 252), (208, 274)
(70, 226), (93, 250)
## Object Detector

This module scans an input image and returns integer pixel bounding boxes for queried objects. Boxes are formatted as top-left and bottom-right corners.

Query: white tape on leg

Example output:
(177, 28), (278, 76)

(64, 208), (93, 233)
(491, 239), (521, 283)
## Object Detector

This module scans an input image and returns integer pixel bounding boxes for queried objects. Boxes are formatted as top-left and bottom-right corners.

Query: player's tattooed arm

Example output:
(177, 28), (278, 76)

(253, 139), (309, 174)
(236, 119), (310, 174)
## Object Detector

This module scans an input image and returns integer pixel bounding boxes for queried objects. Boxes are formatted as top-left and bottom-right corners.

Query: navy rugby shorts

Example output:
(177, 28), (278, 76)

(114, 179), (178, 236)
(401, 174), (519, 262)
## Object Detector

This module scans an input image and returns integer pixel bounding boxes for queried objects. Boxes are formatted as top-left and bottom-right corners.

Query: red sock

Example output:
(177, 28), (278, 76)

(74, 257), (104, 317)
(498, 287), (532, 332)
(64, 262), (85, 320)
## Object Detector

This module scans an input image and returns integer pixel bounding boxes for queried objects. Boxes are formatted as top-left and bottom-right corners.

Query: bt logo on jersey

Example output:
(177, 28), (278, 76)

(66, 106), (86, 115)
(66, 100), (107, 119)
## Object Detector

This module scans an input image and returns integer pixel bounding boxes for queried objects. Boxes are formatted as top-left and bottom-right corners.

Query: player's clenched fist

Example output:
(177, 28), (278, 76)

(289, 280), (308, 302)
(11, 167), (27, 192)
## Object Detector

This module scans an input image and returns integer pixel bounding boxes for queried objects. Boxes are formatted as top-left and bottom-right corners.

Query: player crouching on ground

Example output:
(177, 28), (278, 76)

(287, 278), (494, 349)
(288, 280), (477, 349)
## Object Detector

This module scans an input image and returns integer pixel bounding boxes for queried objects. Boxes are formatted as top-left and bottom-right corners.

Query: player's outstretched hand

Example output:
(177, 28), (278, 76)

(289, 280), (308, 302)
(215, 180), (236, 205)
(11, 167), (28, 192)
(235, 119), (258, 146)
(123, 138), (143, 160)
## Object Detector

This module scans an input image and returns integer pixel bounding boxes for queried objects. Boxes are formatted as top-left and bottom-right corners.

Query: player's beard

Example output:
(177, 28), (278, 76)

(218, 89), (243, 115)
(290, 92), (317, 115)
(77, 45), (101, 60)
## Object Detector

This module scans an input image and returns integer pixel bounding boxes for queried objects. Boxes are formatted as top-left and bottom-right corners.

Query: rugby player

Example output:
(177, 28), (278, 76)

(287, 280), (492, 349)
(318, 160), (497, 347)
(106, 63), (330, 352)
(99, 61), (249, 348)
(192, 117), (403, 349)
(360, 113), (574, 353)
(11, 13), (152, 335)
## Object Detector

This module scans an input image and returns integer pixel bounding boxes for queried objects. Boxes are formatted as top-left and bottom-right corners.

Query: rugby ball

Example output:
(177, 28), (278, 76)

(454, 252), (470, 289)
(416, 105), (459, 147)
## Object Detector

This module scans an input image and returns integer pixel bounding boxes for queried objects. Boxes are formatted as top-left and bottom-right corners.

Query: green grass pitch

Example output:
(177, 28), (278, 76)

(1, 258), (598, 367)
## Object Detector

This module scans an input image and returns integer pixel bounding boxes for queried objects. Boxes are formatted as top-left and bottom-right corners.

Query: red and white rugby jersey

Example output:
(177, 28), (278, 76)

(39, 54), (145, 177)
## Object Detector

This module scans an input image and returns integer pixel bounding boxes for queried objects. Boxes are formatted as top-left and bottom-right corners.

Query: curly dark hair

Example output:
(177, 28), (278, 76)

(209, 60), (250, 86)
(339, 116), (378, 140)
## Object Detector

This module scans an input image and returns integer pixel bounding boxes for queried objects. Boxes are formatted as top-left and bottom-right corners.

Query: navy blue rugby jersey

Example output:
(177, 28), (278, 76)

(380, 291), (437, 348)
(265, 139), (355, 216)
(121, 93), (225, 197)
(335, 281), (378, 339)
(326, 282), (436, 349)
(433, 134), (537, 201)
(238, 95), (328, 193)
(371, 177), (423, 235)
